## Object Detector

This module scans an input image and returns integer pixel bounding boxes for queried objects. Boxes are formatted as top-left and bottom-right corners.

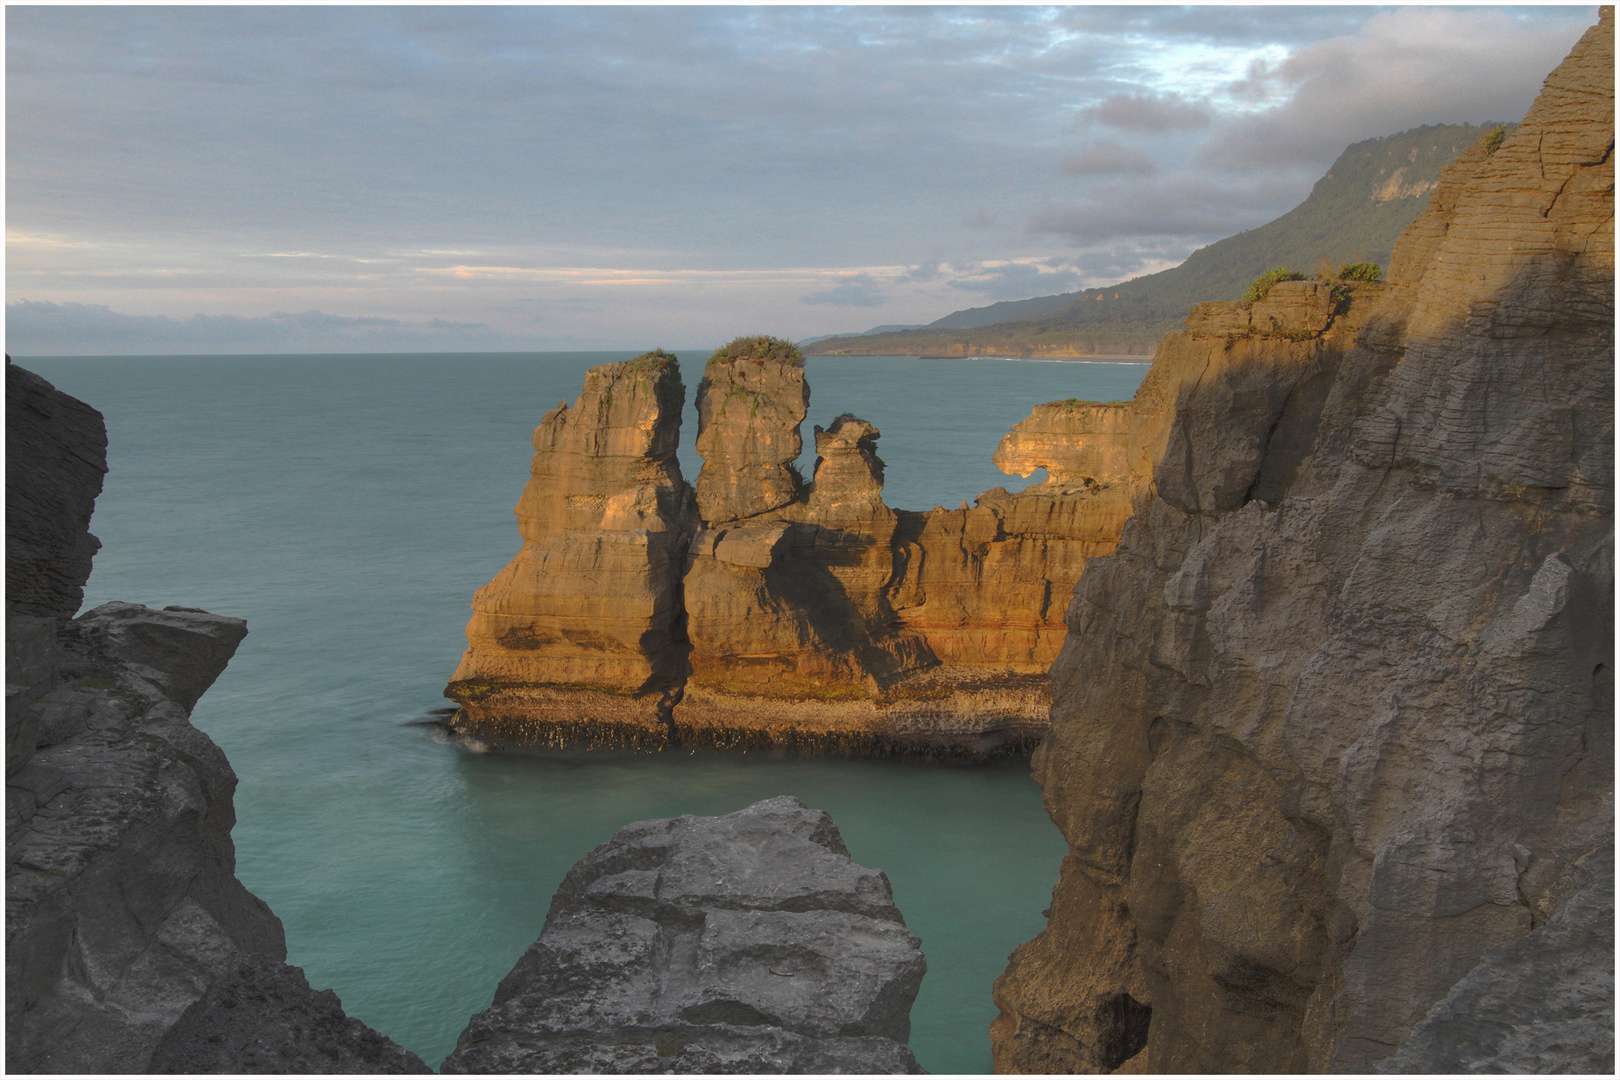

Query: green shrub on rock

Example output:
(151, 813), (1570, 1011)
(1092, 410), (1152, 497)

(1243, 267), (1306, 304)
(626, 348), (678, 372)
(707, 336), (804, 369)
(1337, 262), (1383, 283)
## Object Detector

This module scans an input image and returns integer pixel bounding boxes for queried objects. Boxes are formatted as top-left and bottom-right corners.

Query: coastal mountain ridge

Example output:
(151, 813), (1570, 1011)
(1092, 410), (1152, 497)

(808, 123), (1504, 357)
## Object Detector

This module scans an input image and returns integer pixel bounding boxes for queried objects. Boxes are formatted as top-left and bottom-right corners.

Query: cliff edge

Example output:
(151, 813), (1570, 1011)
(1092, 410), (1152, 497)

(991, 11), (1614, 1073)
(5, 359), (428, 1073)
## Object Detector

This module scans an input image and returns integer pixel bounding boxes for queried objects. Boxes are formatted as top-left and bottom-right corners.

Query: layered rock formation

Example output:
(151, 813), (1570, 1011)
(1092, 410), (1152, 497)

(447, 351), (695, 746)
(5, 359), (424, 1074)
(450, 336), (1176, 757)
(992, 12), (1613, 1073)
(442, 797), (926, 1074)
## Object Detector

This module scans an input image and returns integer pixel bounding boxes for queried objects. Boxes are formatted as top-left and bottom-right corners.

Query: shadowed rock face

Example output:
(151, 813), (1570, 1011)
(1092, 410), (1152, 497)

(441, 797), (926, 1074)
(5, 359), (107, 624)
(149, 954), (432, 1074)
(5, 363), (424, 1074)
(991, 11), (1613, 1074)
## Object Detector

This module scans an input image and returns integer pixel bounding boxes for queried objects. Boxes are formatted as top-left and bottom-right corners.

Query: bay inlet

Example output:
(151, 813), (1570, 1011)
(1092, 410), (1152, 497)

(25, 351), (1146, 1072)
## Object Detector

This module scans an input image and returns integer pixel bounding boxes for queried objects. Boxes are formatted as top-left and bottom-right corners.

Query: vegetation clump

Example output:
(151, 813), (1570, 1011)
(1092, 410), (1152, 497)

(706, 335), (804, 370)
(1244, 267), (1307, 304)
(626, 348), (678, 372)
(1337, 262), (1383, 282)
(1481, 125), (1507, 156)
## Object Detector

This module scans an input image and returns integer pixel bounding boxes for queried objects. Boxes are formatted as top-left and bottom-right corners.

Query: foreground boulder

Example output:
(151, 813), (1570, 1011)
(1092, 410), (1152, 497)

(5, 361), (420, 1073)
(992, 11), (1613, 1073)
(442, 797), (927, 1074)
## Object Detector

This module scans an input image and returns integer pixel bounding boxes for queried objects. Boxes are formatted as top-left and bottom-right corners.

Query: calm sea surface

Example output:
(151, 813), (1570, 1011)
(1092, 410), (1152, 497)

(23, 352), (1147, 1073)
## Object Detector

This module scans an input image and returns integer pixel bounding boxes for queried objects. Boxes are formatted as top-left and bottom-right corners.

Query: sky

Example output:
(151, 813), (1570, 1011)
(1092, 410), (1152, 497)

(5, 3), (1598, 355)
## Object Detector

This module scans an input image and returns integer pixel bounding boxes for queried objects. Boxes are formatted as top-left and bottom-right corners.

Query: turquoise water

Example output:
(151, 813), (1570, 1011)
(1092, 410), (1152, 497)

(22, 352), (1146, 1073)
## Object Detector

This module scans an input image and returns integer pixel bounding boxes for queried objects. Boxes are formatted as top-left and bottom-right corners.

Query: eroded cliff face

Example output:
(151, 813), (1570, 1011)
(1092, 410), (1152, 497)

(992, 12), (1613, 1074)
(5, 359), (427, 1074)
(448, 351), (695, 746)
(451, 334), (1193, 756)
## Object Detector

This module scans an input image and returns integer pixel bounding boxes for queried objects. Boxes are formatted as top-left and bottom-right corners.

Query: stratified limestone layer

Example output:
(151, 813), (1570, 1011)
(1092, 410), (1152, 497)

(693, 338), (809, 523)
(992, 12), (1613, 1074)
(441, 797), (926, 1074)
(447, 352), (694, 738)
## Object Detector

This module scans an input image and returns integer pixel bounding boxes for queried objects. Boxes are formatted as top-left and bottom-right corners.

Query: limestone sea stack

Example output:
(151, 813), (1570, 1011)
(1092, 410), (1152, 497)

(991, 11), (1614, 1073)
(680, 340), (938, 734)
(441, 797), (926, 1074)
(447, 333), (1156, 757)
(447, 350), (695, 747)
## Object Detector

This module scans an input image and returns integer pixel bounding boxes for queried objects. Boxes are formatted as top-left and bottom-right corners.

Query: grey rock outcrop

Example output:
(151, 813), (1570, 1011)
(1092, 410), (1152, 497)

(149, 953), (432, 1073)
(5, 357), (107, 624)
(442, 796), (927, 1074)
(991, 10), (1614, 1074)
(6, 362), (422, 1073)
(6, 600), (288, 1073)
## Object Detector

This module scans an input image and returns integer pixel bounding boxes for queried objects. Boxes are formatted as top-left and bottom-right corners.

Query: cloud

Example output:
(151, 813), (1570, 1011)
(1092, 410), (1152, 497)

(3, 5), (1596, 347)
(1060, 140), (1155, 176)
(1076, 91), (1212, 132)
(946, 263), (1085, 300)
(800, 274), (887, 307)
(1029, 173), (1296, 246)
(5, 299), (524, 355)
(896, 262), (947, 284)
(1202, 7), (1592, 170)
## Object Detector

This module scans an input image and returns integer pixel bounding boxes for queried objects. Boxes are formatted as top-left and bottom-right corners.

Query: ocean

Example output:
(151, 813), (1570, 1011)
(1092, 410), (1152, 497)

(22, 351), (1148, 1073)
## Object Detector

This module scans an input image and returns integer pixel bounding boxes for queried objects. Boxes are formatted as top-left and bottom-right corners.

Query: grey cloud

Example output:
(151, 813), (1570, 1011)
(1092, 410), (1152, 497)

(946, 262), (1088, 301)
(1202, 7), (1592, 170)
(801, 275), (887, 307)
(897, 263), (948, 284)
(4, 5), (1597, 351)
(5, 299), (524, 355)
(1052, 5), (1396, 47)
(1060, 140), (1156, 176)
(1077, 92), (1213, 132)
(1029, 172), (1299, 246)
